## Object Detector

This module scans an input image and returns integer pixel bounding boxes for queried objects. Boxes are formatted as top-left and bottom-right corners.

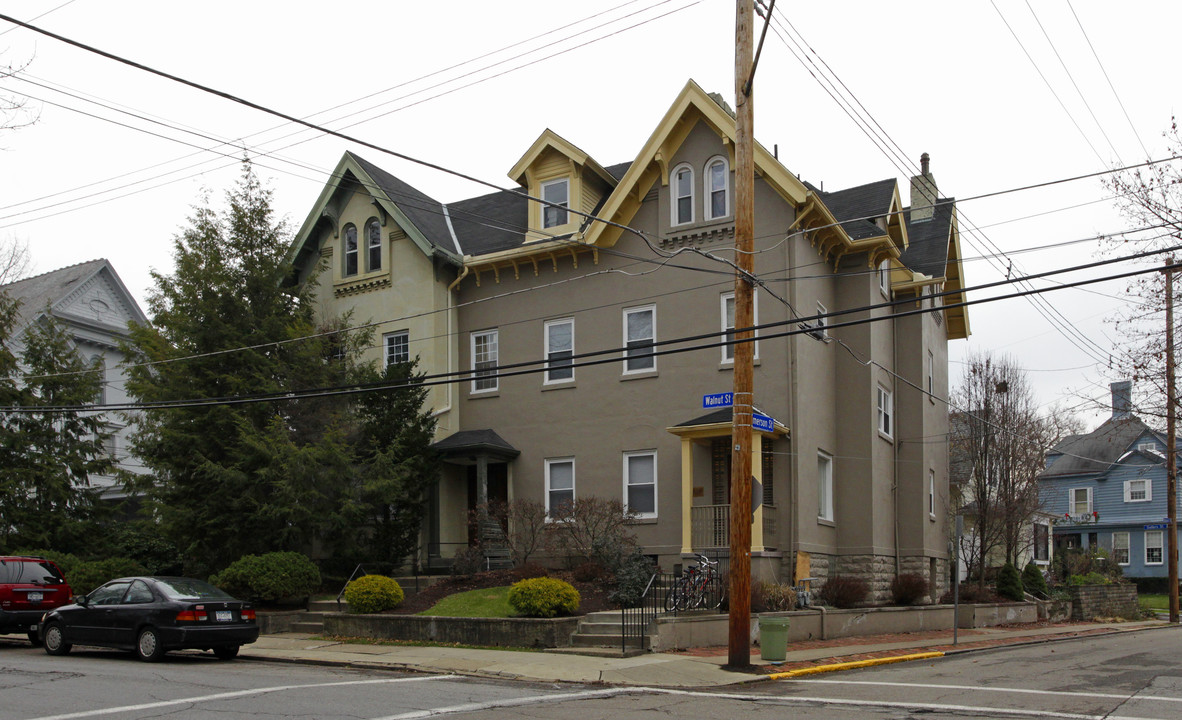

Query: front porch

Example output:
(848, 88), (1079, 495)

(668, 408), (787, 560)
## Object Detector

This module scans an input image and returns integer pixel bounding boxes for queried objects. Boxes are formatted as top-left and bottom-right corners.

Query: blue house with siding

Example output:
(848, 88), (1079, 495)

(1038, 381), (1180, 586)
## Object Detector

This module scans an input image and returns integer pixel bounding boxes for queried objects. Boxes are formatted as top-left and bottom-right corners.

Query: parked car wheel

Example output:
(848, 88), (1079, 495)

(136, 627), (165, 662)
(212, 645), (240, 660)
(42, 623), (71, 656)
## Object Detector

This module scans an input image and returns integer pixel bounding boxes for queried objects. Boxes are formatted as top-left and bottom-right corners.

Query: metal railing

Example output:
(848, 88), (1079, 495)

(691, 504), (777, 549)
(618, 554), (730, 652)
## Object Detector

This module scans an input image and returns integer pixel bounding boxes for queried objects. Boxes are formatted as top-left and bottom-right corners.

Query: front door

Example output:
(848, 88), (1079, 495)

(467, 463), (508, 544)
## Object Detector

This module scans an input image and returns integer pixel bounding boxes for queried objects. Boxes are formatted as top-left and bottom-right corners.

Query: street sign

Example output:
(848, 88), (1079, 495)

(752, 413), (774, 432)
(1145, 524), (1169, 530)
(703, 392), (734, 408)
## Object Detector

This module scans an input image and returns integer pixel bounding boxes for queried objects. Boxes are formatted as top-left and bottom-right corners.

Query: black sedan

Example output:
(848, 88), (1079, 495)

(40, 576), (259, 662)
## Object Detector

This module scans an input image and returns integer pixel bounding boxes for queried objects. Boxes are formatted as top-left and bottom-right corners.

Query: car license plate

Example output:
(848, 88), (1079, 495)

(28, 592), (42, 603)
(215, 610), (232, 622)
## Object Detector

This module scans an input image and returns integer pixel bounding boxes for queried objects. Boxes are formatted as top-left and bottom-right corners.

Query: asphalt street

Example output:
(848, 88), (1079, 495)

(2, 626), (1180, 719)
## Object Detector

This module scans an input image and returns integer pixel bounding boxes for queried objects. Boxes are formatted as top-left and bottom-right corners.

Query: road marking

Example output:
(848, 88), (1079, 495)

(371, 688), (638, 719)
(25, 675), (455, 720)
(792, 679), (1182, 704)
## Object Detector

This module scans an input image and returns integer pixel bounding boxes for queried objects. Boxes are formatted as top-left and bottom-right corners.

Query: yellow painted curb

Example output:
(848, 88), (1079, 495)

(766, 651), (945, 680)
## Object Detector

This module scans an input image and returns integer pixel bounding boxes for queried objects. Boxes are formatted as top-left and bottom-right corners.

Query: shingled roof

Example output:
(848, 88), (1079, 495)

(1040, 414), (1158, 478)
(349, 152), (459, 257)
(2, 259), (109, 319)
(900, 198), (955, 277)
(808, 178), (897, 241)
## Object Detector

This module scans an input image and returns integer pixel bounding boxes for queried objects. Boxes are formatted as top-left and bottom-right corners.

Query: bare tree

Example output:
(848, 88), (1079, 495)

(0, 237), (31, 284)
(950, 352), (1072, 587)
(1101, 119), (1182, 419)
(1, 52), (38, 134)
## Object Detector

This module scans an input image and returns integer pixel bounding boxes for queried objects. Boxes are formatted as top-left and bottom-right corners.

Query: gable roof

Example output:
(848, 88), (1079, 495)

(900, 198), (956, 278)
(288, 152), (463, 274)
(508, 128), (617, 188)
(1, 259), (148, 334)
(809, 178), (898, 241)
(1040, 414), (1161, 478)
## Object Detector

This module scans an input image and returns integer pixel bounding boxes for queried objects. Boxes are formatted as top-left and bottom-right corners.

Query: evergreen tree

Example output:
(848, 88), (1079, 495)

(125, 162), (368, 574)
(997, 562), (1025, 602)
(0, 297), (110, 551)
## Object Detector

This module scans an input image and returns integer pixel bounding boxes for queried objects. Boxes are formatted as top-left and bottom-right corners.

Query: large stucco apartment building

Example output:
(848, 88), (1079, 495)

(288, 81), (969, 600)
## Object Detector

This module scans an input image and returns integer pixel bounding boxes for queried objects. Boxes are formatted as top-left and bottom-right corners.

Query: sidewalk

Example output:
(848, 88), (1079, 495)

(241, 619), (1175, 687)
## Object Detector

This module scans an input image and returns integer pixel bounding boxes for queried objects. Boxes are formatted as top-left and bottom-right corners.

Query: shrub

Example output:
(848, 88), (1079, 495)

(507, 577), (580, 617)
(996, 563), (1024, 601)
(1022, 561), (1049, 598)
(890, 572), (929, 606)
(546, 496), (638, 569)
(940, 583), (1003, 604)
(451, 546), (486, 576)
(510, 563), (549, 581)
(572, 561), (610, 583)
(70, 557), (147, 596)
(608, 551), (655, 607)
(753, 581), (797, 612)
(14, 549), (81, 578)
(210, 551), (320, 602)
(817, 576), (869, 608)
(344, 574), (404, 613)
(110, 526), (182, 575)
(1068, 571), (1112, 586)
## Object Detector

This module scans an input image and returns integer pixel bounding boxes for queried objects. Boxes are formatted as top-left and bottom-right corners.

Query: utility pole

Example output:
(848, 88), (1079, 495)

(727, 0), (755, 669)
(1166, 260), (1178, 624)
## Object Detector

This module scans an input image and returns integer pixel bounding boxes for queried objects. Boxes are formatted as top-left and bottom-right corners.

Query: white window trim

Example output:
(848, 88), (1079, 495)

(721, 291), (759, 363)
(877, 385), (893, 439)
(878, 259), (890, 298)
(470, 329), (498, 394)
(1069, 486), (1093, 515)
(928, 469), (936, 518)
(343, 224), (359, 277)
(1137, 442), (1157, 452)
(1112, 531), (1131, 566)
(1146, 529), (1165, 565)
(671, 163), (694, 226)
(366, 219), (383, 272)
(1124, 478), (1152, 503)
(384, 330), (409, 366)
(545, 457), (575, 519)
(704, 155), (730, 220)
(540, 178), (570, 229)
(623, 450), (658, 519)
(543, 318), (574, 385)
(622, 305), (657, 375)
(817, 450), (834, 522)
(1033, 521), (1051, 564)
(926, 350), (935, 402)
(809, 301), (829, 341)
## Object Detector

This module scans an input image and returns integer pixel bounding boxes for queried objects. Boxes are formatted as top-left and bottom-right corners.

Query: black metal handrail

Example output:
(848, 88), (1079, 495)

(618, 553), (730, 652)
(336, 564), (369, 611)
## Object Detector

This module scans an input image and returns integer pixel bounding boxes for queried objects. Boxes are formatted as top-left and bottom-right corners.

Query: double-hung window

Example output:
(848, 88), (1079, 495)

(1034, 523), (1050, 562)
(546, 458), (575, 518)
(809, 301), (828, 341)
(1124, 478), (1151, 502)
(541, 178), (569, 228)
(343, 225), (358, 276)
(817, 450), (833, 521)
(1070, 487), (1092, 515)
(623, 305), (656, 373)
(544, 318), (574, 384)
(672, 165), (693, 225)
(706, 157), (729, 219)
(1112, 531), (1130, 565)
(877, 385), (893, 438)
(721, 291), (759, 362)
(926, 350), (935, 399)
(471, 330), (498, 393)
(623, 451), (657, 518)
(878, 260), (890, 297)
(1146, 530), (1164, 565)
(366, 219), (382, 272)
(928, 469), (936, 516)
(384, 331), (409, 366)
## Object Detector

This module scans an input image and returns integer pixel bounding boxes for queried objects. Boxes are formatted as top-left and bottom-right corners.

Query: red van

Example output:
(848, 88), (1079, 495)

(0, 556), (74, 645)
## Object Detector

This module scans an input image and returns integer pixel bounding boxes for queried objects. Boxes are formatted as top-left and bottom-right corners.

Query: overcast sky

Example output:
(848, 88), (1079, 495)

(2, 0), (1179, 426)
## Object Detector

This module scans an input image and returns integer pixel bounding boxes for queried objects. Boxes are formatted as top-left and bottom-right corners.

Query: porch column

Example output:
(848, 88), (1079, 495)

(751, 433), (765, 552)
(681, 436), (693, 554)
(476, 455), (489, 545)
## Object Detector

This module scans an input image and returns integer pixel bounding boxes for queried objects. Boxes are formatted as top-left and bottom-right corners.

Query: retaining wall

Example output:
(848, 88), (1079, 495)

(1067, 584), (1139, 620)
(323, 613), (579, 648)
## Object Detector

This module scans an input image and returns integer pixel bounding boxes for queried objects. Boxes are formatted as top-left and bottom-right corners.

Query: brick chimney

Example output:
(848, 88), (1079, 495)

(1110, 380), (1133, 418)
(910, 152), (937, 222)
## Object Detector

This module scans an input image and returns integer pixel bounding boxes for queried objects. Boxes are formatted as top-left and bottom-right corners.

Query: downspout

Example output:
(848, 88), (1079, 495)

(788, 213), (801, 583)
(892, 309), (901, 577)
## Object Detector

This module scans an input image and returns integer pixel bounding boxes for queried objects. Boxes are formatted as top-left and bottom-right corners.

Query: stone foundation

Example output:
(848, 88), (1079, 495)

(795, 553), (949, 605)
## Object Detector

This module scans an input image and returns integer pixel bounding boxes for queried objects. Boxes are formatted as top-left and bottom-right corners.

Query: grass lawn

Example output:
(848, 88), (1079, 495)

(1139, 593), (1168, 610)
(417, 585), (515, 617)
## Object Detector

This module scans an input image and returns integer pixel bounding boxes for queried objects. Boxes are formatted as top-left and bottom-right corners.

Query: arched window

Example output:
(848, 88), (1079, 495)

(366, 219), (382, 272)
(671, 164), (694, 226)
(343, 225), (358, 276)
(705, 156), (729, 220)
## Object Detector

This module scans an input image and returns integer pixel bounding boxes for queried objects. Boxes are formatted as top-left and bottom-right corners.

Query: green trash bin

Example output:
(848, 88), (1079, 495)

(759, 616), (790, 662)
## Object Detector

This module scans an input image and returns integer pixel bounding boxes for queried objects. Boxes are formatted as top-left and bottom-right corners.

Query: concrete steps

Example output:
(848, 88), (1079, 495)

(568, 609), (651, 651)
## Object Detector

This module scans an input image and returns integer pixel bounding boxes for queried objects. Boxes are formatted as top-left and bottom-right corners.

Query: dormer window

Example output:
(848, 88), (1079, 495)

(706, 157), (729, 219)
(366, 219), (382, 272)
(541, 178), (569, 229)
(343, 224), (358, 277)
(672, 164), (694, 225)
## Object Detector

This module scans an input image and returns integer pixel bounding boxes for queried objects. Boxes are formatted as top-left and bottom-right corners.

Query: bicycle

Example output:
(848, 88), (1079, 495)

(664, 554), (722, 612)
